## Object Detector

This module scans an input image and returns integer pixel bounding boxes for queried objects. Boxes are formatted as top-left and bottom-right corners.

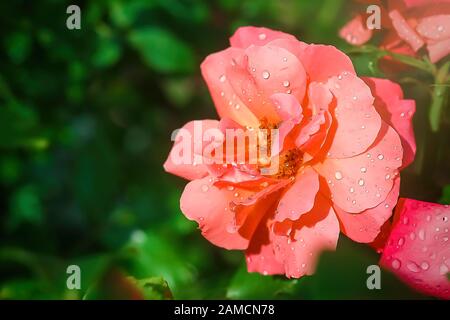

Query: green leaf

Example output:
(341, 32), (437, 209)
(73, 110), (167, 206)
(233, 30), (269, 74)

(226, 264), (312, 300)
(4, 32), (32, 64)
(8, 185), (43, 230)
(132, 277), (173, 300)
(128, 27), (195, 73)
(92, 37), (122, 68)
(440, 185), (450, 205)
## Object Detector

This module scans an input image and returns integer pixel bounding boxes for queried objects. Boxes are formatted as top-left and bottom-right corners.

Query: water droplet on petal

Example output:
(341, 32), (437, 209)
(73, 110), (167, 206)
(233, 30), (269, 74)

(392, 259), (401, 269)
(227, 186), (235, 191)
(418, 229), (426, 241)
(406, 262), (420, 273)
(360, 167), (367, 173)
(358, 178), (365, 186)
(439, 264), (449, 275)
(219, 74), (226, 82)
(420, 262), (430, 270)
(283, 80), (290, 87)
(398, 237), (405, 246)
(335, 171), (343, 180)
(349, 187), (355, 193)
(258, 33), (267, 40)
(378, 154), (384, 160)
(262, 70), (270, 79)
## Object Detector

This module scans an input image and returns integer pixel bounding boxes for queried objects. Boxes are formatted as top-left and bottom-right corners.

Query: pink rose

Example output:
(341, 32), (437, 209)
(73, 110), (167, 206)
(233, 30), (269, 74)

(381, 198), (450, 299)
(164, 26), (415, 278)
(340, 0), (450, 63)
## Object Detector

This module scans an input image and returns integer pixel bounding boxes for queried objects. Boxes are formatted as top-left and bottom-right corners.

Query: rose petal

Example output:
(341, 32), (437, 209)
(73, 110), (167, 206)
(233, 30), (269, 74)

(201, 48), (259, 128)
(180, 176), (279, 250)
(417, 15), (450, 41)
(315, 124), (403, 213)
(245, 219), (285, 276)
(334, 178), (400, 243)
(273, 194), (340, 278)
(363, 77), (416, 168)
(389, 9), (425, 51)
(339, 14), (373, 45)
(324, 72), (382, 159)
(426, 38), (450, 63)
(380, 198), (450, 299)
(297, 45), (356, 83)
(229, 26), (298, 49)
(237, 44), (307, 118)
(164, 120), (220, 180)
(275, 167), (320, 222)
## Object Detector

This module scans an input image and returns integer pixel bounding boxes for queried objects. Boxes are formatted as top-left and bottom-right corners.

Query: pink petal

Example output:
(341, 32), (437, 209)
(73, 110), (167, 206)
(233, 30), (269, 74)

(380, 199), (450, 299)
(229, 26), (298, 49)
(164, 120), (220, 180)
(296, 45), (356, 83)
(180, 176), (279, 250)
(245, 219), (285, 276)
(363, 77), (416, 168)
(339, 14), (373, 45)
(401, 0), (450, 8)
(273, 194), (340, 278)
(389, 9), (425, 51)
(324, 72), (382, 159)
(426, 38), (450, 63)
(334, 178), (400, 243)
(416, 15), (450, 41)
(315, 124), (403, 213)
(270, 93), (303, 155)
(237, 44), (307, 118)
(296, 82), (333, 157)
(274, 167), (320, 222)
(201, 48), (259, 128)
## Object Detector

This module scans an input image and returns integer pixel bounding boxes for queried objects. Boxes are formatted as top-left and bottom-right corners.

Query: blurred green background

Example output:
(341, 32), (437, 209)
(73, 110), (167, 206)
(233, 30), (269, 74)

(0, 0), (447, 299)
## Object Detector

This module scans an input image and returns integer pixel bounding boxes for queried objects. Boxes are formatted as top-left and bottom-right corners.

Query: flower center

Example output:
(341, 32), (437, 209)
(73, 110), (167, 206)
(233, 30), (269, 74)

(257, 118), (303, 179)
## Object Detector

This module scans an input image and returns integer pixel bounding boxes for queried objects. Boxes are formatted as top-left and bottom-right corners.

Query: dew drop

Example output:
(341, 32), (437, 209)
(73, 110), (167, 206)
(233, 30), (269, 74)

(360, 167), (367, 173)
(219, 74), (226, 82)
(420, 262), (430, 271)
(397, 237), (405, 246)
(227, 186), (235, 191)
(406, 262), (420, 273)
(258, 33), (267, 40)
(262, 70), (270, 79)
(358, 178), (365, 186)
(439, 264), (449, 275)
(418, 229), (426, 241)
(335, 171), (343, 180)
(385, 174), (391, 180)
(392, 259), (401, 270)
(282, 80), (290, 87)
(349, 187), (355, 193)
(378, 154), (384, 160)
(235, 104), (240, 110)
